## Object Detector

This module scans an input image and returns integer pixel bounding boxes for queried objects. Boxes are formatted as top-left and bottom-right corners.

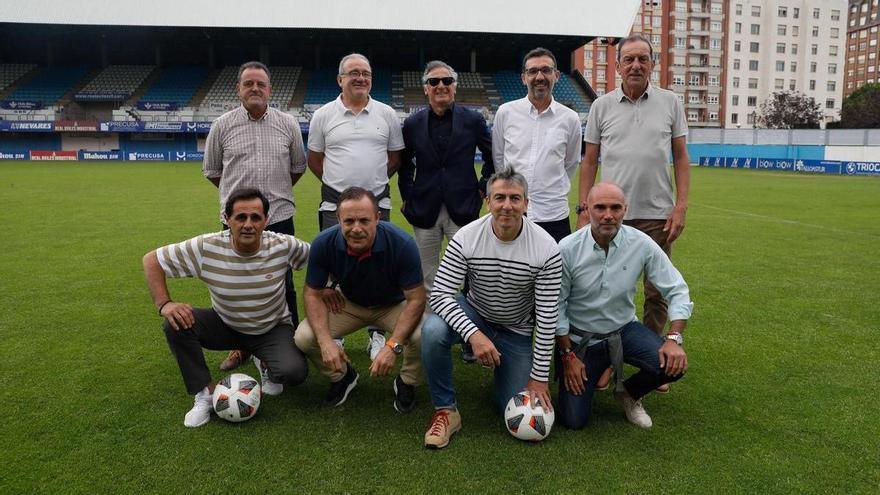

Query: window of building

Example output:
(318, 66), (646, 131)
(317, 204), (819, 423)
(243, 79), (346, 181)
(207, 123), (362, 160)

(711, 3), (722, 14)
(828, 63), (837, 74)
(775, 78), (784, 89)
(711, 38), (722, 50)
(598, 51), (606, 62)
(810, 79), (816, 90)
(813, 8), (820, 19)
(653, 16), (662, 27)
(732, 113), (739, 124)
(778, 25), (787, 35)
(749, 60), (759, 70)
(751, 24), (760, 34)
(752, 5), (761, 16)
(675, 37), (687, 48)
(732, 77), (740, 88)
(734, 41), (741, 52)
(734, 58), (741, 69)
(688, 93), (701, 104)
(793, 26), (799, 36)
(747, 113), (755, 125)
(791, 61), (798, 72)
(749, 78), (758, 88)
(750, 42), (760, 52)
(673, 74), (685, 85)
(830, 45), (838, 56)
(732, 95), (739, 105)
(827, 81), (836, 91)
(709, 75), (719, 86)
(708, 95), (719, 104)
(791, 44), (798, 55)
(790, 80), (797, 90)
(676, 20), (687, 30)
(812, 26), (820, 37)
(778, 6), (787, 17)
(812, 44), (818, 55)
(793, 7), (799, 18)
(676, 93), (684, 103)
(826, 99), (835, 109)
(810, 61), (817, 72)
(597, 71), (606, 81)
(777, 42), (786, 53)
(689, 74), (701, 85)
(831, 28), (839, 38)
(735, 3), (742, 15)
(709, 112), (719, 121)
(687, 111), (699, 122)
(735, 22), (742, 33)
(748, 96), (757, 106)
(651, 71), (659, 82)
(832, 9), (840, 21)
(711, 21), (722, 32)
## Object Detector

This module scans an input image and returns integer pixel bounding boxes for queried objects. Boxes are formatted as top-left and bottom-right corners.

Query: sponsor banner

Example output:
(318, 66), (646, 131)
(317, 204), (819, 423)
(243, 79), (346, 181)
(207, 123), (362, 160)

(755, 158), (796, 171)
(0, 121), (54, 132)
(74, 93), (128, 102)
(843, 161), (880, 176)
(0, 151), (27, 160)
(699, 156), (728, 168)
(143, 121), (184, 132)
(184, 121), (213, 133)
(55, 120), (99, 132)
(30, 150), (77, 161)
(100, 121), (143, 132)
(126, 151), (169, 161)
(793, 159), (842, 175)
(171, 151), (205, 161)
(79, 150), (122, 161)
(700, 156), (845, 175)
(136, 101), (179, 111)
(0, 100), (43, 110)
(99, 121), (212, 133)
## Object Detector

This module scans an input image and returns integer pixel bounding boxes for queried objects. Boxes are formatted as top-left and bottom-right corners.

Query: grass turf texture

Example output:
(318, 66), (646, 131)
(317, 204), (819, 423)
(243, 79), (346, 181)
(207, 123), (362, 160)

(1, 162), (878, 493)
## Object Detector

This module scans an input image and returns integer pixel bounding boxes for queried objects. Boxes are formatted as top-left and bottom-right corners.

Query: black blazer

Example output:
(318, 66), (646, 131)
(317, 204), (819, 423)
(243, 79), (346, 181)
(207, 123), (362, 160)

(399, 104), (494, 229)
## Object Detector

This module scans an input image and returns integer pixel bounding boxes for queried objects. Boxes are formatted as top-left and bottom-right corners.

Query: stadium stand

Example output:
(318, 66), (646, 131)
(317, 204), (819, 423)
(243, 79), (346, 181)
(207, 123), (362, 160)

(200, 65), (302, 110)
(0, 63), (37, 93)
(302, 68), (339, 107)
(493, 70), (527, 104)
(7, 66), (90, 104)
(555, 73), (590, 113)
(138, 66), (207, 105)
(76, 65), (154, 100)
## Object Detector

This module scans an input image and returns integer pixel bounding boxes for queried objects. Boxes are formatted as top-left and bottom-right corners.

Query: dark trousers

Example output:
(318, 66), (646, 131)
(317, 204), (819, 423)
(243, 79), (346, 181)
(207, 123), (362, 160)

(535, 218), (572, 243)
(223, 217), (299, 322)
(556, 321), (683, 430)
(624, 219), (672, 335)
(164, 308), (308, 394)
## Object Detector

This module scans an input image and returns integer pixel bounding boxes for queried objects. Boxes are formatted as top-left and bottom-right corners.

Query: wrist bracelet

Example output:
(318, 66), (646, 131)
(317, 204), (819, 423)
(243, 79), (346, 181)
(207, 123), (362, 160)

(158, 300), (172, 314)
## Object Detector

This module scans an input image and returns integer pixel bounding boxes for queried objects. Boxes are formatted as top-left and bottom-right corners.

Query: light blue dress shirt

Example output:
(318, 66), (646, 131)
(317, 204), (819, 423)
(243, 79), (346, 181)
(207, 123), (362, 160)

(557, 225), (693, 343)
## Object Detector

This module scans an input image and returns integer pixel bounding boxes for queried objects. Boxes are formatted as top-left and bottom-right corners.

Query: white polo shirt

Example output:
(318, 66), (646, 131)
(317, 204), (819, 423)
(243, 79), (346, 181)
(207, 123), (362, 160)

(307, 95), (404, 211)
(492, 97), (582, 223)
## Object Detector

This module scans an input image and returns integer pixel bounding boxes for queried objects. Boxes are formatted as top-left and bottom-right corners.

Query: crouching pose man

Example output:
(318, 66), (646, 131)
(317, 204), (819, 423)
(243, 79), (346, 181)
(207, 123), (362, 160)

(143, 189), (310, 427)
(557, 182), (693, 429)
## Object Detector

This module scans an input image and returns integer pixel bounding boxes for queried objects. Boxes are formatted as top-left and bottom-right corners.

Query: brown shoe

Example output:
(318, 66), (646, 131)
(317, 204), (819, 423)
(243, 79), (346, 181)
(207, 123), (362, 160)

(655, 383), (671, 394)
(424, 409), (461, 449)
(219, 349), (250, 371)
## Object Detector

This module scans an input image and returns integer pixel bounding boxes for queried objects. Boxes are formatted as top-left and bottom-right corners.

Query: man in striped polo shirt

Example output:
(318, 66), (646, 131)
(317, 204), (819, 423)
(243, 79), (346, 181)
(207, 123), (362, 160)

(420, 170), (563, 449)
(143, 189), (310, 427)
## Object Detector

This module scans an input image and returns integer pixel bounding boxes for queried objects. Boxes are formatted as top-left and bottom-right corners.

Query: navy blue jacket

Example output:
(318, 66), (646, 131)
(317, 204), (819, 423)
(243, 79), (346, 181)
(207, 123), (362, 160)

(399, 104), (494, 229)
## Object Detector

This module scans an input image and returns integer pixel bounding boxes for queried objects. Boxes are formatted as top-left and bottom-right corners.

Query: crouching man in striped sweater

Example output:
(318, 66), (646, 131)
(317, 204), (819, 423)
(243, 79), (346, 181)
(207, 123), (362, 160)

(421, 170), (563, 449)
(143, 188), (311, 427)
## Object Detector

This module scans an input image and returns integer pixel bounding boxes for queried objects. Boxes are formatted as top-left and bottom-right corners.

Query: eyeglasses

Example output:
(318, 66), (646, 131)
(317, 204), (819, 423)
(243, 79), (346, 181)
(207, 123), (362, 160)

(341, 70), (372, 79)
(425, 77), (456, 87)
(524, 66), (556, 76)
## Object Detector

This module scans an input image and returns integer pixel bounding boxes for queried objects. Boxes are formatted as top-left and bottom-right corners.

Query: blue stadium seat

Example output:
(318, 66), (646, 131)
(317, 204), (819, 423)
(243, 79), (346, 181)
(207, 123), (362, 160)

(7, 66), (90, 104)
(139, 66), (207, 105)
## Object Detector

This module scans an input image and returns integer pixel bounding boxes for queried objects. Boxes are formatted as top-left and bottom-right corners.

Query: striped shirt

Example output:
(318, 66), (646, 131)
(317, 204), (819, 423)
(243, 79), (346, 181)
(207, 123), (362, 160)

(430, 214), (562, 381)
(203, 106), (307, 224)
(156, 231), (310, 335)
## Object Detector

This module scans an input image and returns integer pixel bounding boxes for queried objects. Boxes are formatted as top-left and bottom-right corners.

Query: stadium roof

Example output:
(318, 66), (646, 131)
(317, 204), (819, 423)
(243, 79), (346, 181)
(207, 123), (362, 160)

(3, 0), (640, 39)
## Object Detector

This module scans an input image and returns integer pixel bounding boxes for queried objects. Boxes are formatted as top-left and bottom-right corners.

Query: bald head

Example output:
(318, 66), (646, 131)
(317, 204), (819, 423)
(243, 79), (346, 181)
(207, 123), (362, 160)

(587, 182), (627, 249)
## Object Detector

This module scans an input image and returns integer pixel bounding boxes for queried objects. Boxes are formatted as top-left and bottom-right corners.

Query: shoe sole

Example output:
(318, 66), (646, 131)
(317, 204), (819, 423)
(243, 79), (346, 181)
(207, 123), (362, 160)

(184, 415), (211, 428)
(425, 423), (461, 449)
(262, 384), (283, 396)
(326, 372), (359, 407)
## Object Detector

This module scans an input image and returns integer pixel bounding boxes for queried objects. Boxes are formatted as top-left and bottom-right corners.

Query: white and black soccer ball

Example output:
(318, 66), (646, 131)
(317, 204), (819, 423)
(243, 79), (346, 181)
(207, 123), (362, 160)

(504, 391), (555, 441)
(212, 373), (261, 423)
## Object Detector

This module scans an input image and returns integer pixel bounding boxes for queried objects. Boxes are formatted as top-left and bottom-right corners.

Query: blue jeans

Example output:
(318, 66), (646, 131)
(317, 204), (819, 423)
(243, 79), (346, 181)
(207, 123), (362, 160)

(421, 295), (533, 413)
(557, 320), (684, 430)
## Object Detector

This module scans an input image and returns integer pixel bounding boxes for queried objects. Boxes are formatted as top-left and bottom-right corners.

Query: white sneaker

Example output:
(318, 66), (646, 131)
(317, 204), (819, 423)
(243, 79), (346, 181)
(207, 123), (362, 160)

(184, 387), (213, 428)
(253, 356), (283, 396)
(620, 394), (653, 429)
(367, 331), (386, 361)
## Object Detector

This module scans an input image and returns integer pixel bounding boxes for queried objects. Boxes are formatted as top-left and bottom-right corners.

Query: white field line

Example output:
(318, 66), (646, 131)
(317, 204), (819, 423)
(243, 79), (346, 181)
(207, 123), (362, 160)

(693, 203), (880, 239)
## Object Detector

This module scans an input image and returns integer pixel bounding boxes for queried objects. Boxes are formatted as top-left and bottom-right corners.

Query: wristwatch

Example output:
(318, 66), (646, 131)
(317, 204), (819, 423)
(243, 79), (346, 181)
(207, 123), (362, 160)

(665, 332), (684, 345)
(560, 347), (576, 362)
(386, 340), (404, 355)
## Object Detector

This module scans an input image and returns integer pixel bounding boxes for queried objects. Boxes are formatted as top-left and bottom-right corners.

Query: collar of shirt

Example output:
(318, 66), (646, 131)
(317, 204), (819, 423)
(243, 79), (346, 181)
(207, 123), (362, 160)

(616, 83), (653, 104)
(335, 94), (374, 114)
(526, 96), (559, 117)
(587, 225), (626, 253)
(240, 105), (270, 121)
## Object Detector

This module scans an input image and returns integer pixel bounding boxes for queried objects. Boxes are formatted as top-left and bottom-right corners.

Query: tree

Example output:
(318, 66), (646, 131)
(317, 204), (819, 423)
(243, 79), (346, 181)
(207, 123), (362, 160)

(839, 83), (880, 128)
(755, 91), (823, 129)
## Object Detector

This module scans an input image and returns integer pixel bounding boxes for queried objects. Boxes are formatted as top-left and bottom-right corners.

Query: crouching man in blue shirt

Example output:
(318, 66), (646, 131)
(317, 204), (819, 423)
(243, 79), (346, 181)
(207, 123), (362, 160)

(556, 182), (693, 429)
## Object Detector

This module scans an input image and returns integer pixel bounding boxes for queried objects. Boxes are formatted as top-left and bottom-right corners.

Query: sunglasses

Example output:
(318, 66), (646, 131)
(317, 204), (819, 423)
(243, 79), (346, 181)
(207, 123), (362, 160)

(426, 77), (456, 86)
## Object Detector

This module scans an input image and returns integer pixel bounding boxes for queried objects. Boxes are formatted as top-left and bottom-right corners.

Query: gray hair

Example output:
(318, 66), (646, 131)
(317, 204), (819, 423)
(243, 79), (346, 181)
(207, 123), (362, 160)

(238, 61), (271, 85)
(616, 34), (654, 63)
(486, 169), (529, 198)
(338, 53), (371, 75)
(422, 60), (458, 84)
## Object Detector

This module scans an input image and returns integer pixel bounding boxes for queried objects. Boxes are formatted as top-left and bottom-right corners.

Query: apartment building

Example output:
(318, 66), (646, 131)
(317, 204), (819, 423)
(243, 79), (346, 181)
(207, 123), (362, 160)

(725, 0), (847, 128)
(843, 0), (880, 97)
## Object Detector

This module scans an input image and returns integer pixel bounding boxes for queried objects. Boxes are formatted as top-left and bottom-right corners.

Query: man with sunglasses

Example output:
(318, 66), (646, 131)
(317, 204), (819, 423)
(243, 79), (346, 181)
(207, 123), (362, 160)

(399, 61), (495, 364)
(308, 53), (405, 359)
(492, 47), (583, 242)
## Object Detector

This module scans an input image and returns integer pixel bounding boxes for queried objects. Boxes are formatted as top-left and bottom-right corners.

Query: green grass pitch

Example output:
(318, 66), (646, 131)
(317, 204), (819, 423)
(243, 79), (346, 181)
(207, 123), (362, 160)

(0, 161), (878, 493)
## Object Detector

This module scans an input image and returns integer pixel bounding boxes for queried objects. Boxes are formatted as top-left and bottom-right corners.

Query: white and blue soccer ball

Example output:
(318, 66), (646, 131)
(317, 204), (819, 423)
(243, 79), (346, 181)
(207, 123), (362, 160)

(212, 373), (261, 423)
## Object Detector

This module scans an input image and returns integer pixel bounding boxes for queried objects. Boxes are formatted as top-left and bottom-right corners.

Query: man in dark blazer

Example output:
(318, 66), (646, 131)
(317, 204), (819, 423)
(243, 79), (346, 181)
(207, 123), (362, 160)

(399, 60), (494, 362)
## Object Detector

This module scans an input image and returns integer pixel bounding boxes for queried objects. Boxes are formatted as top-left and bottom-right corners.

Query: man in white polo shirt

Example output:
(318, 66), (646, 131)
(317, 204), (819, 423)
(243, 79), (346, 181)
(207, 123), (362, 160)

(492, 47), (583, 242)
(307, 53), (405, 358)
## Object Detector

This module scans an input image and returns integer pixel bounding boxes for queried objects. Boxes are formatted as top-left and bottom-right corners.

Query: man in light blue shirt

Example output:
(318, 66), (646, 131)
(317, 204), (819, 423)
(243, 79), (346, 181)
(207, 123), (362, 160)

(556, 182), (693, 429)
